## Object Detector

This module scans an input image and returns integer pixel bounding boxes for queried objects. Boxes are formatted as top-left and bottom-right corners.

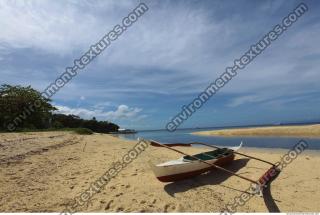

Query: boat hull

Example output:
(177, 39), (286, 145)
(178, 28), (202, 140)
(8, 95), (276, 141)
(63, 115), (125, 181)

(153, 153), (235, 182)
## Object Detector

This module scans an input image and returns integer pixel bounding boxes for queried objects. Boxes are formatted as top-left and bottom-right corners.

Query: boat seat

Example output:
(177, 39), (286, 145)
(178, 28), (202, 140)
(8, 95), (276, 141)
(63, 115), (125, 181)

(183, 148), (230, 161)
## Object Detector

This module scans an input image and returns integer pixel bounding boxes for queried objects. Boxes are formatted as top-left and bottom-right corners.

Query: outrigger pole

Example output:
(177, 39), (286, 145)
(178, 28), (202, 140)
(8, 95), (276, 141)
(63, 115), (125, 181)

(192, 142), (278, 167)
(149, 139), (260, 186)
(192, 142), (282, 188)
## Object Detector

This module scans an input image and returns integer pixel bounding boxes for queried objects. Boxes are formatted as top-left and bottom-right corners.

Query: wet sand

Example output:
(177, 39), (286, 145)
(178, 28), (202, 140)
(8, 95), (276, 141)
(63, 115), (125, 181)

(0, 131), (319, 212)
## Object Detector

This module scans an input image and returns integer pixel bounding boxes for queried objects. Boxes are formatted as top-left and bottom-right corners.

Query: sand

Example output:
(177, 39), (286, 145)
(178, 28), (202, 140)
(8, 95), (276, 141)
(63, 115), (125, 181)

(193, 124), (320, 137)
(0, 131), (319, 212)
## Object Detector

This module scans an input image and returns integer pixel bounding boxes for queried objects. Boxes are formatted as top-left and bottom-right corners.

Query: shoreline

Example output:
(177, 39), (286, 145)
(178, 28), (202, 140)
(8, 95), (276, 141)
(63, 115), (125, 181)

(1, 131), (319, 212)
(192, 124), (320, 138)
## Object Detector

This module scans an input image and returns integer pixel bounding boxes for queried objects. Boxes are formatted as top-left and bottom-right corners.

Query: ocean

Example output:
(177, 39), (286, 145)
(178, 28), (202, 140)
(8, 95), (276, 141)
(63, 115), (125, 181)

(112, 127), (320, 150)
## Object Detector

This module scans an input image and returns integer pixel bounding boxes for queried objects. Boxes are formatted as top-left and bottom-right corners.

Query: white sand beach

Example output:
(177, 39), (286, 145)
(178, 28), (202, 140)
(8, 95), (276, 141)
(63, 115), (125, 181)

(0, 131), (319, 212)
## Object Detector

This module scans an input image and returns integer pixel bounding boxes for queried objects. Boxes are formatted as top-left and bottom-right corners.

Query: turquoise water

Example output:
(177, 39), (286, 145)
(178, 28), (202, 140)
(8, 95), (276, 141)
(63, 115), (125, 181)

(112, 128), (320, 150)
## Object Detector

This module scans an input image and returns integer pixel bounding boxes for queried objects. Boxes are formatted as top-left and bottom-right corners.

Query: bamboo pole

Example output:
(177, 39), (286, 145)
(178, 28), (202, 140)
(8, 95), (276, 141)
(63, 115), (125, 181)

(192, 142), (277, 166)
(191, 142), (276, 166)
(149, 140), (259, 185)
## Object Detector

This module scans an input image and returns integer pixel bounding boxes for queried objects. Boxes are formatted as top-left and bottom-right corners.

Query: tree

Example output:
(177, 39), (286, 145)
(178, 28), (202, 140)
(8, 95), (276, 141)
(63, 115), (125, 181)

(0, 84), (56, 130)
(0, 84), (120, 133)
(52, 114), (119, 133)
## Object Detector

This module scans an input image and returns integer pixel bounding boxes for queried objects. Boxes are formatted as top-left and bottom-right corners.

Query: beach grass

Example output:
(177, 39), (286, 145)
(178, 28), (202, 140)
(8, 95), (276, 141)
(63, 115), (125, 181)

(192, 124), (320, 137)
(73, 128), (94, 135)
(0, 127), (96, 134)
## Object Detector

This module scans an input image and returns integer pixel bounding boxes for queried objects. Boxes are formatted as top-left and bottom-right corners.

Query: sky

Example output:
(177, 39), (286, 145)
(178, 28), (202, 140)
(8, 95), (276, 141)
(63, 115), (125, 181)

(1, 0), (320, 130)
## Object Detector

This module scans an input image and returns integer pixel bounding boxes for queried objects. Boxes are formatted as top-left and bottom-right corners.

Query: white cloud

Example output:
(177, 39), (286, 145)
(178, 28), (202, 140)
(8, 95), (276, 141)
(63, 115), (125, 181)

(105, 104), (142, 120)
(227, 95), (263, 107)
(55, 104), (143, 121)
(93, 101), (114, 110)
(1, 0), (319, 116)
(0, 1), (136, 54)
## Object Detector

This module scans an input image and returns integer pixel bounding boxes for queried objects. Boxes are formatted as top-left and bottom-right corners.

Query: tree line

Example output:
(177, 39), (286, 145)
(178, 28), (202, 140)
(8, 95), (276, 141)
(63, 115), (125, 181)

(0, 84), (119, 133)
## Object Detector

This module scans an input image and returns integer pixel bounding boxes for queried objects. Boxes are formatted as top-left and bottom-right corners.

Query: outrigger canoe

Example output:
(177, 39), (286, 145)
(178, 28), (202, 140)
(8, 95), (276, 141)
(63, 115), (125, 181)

(144, 139), (281, 195)
(149, 142), (242, 182)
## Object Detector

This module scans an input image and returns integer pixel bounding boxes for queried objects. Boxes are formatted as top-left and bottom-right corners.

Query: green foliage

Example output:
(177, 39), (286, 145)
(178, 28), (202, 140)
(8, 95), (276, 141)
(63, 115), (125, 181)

(0, 84), (56, 130)
(73, 128), (94, 135)
(0, 84), (120, 133)
(52, 114), (119, 133)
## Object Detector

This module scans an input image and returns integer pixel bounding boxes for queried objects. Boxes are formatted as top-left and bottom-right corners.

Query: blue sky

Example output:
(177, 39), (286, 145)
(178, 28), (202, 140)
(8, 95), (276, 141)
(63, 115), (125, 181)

(1, 0), (320, 130)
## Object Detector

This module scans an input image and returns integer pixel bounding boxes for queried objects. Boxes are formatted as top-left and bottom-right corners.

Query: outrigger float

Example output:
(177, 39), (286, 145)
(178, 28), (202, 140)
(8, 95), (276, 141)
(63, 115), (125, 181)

(144, 139), (281, 195)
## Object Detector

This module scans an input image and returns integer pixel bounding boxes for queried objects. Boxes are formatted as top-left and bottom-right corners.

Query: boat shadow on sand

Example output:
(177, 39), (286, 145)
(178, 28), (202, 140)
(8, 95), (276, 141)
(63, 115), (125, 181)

(163, 158), (250, 196)
(164, 158), (280, 212)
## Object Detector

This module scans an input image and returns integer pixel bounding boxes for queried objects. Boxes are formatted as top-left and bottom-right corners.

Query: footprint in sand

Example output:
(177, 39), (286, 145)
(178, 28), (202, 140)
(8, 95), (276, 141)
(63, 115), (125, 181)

(140, 200), (146, 204)
(115, 193), (123, 197)
(163, 203), (176, 212)
(116, 207), (124, 212)
(104, 200), (113, 210)
(132, 198), (138, 203)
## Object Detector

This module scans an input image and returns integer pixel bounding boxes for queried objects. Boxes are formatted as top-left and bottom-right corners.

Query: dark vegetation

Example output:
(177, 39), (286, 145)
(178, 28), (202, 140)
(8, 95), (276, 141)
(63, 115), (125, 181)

(0, 84), (119, 133)
(73, 128), (94, 135)
(52, 114), (118, 133)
